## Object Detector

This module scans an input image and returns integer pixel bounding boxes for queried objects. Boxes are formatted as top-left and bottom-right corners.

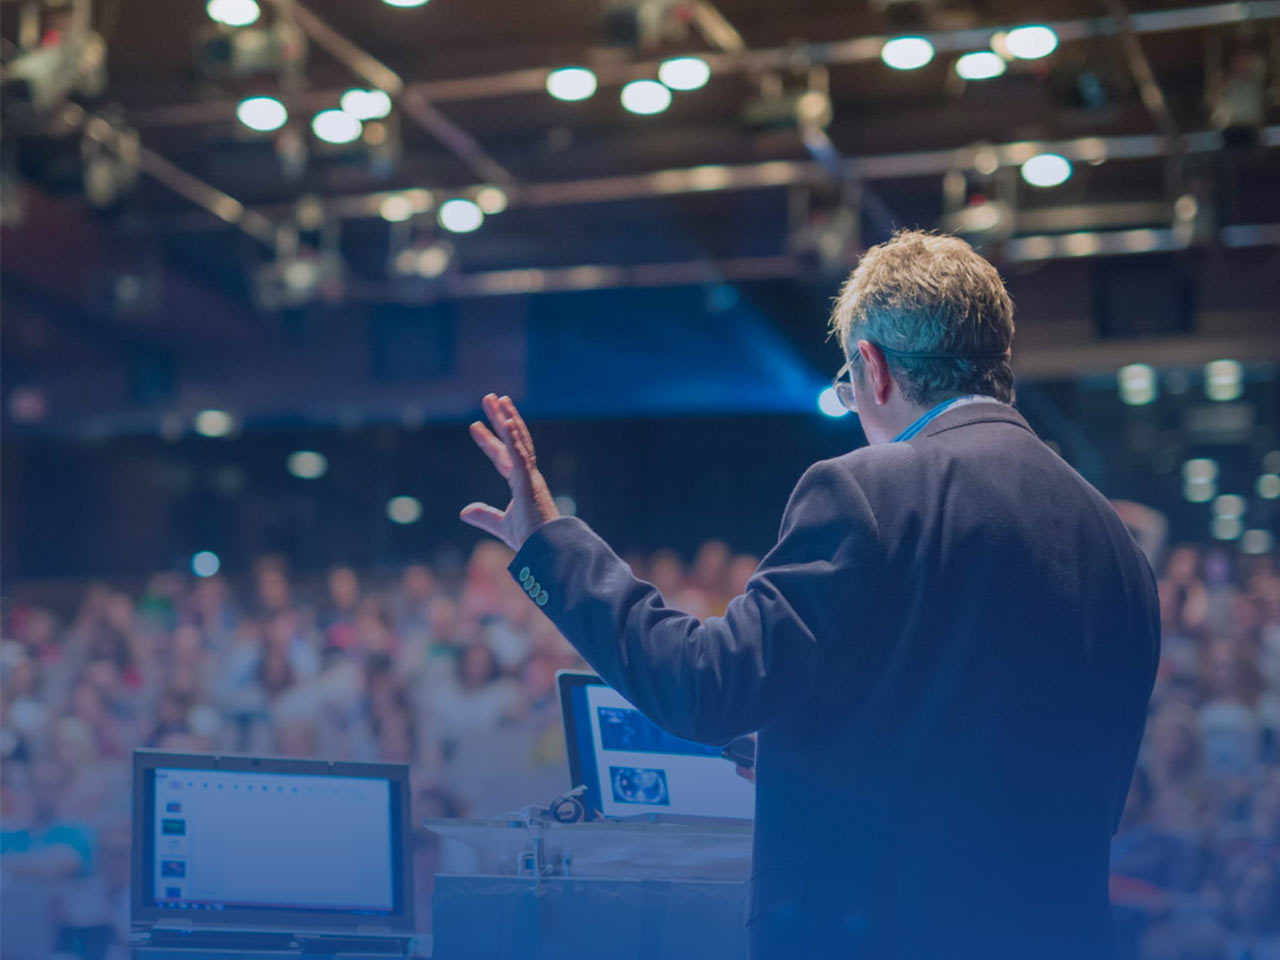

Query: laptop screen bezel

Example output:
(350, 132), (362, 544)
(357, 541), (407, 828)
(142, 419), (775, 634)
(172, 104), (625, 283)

(556, 670), (605, 816)
(130, 750), (414, 933)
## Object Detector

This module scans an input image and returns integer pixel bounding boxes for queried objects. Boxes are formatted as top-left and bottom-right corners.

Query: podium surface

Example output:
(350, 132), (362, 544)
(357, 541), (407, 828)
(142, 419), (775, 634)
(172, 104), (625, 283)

(426, 817), (752, 960)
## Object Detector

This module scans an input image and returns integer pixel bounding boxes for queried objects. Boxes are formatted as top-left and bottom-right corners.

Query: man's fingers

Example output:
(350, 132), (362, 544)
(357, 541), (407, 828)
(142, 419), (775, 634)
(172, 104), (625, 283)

(479, 394), (537, 494)
(500, 396), (537, 467)
(483, 393), (513, 447)
(469, 421), (513, 478)
(459, 502), (506, 537)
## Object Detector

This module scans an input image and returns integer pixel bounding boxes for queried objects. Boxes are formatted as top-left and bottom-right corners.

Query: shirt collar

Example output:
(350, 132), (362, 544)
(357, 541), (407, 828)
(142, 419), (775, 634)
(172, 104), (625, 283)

(892, 395), (1006, 442)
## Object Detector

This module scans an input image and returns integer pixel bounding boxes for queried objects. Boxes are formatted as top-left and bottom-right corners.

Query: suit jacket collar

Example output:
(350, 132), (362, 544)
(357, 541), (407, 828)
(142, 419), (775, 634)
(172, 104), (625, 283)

(910, 401), (1036, 442)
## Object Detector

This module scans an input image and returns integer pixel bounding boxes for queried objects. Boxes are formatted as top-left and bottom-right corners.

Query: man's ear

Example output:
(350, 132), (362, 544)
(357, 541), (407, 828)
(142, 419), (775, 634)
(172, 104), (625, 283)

(858, 340), (894, 406)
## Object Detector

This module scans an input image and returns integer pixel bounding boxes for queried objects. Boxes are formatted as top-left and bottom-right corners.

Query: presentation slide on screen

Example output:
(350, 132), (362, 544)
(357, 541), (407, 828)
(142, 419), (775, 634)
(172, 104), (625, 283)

(152, 768), (394, 912)
(583, 685), (754, 819)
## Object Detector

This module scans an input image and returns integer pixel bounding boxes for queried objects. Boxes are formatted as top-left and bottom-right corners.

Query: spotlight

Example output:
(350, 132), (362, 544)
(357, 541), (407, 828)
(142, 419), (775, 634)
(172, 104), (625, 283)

(1242, 529), (1274, 555)
(1118, 363), (1157, 406)
(1258, 474), (1280, 500)
(386, 495), (423, 524)
(287, 450), (328, 479)
(554, 495), (578, 517)
(818, 386), (850, 418)
(1183, 458), (1219, 482)
(658, 56), (711, 91)
(1204, 359), (1242, 401)
(207, 0), (260, 27)
(340, 88), (392, 120)
(955, 51), (1006, 80)
(383, 0), (429, 6)
(474, 186), (508, 214)
(194, 18), (306, 81)
(1183, 457), (1217, 504)
(546, 67), (598, 102)
(254, 249), (345, 310)
(620, 79), (672, 115)
(379, 195), (415, 222)
(1211, 515), (1243, 541)
(1021, 153), (1072, 187)
(1213, 494), (1246, 518)
(391, 242), (452, 279)
(312, 109), (361, 144)
(236, 95), (287, 132)
(437, 198), (484, 233)
(880, 37), (935, 70)
(191, 551), (222, 577)
(415, 244), (451, 278)
(1266, 451), (1280, 473)
(194, 409), (234, 438)
(1185, 480), (1216, 504)
(1005, 25), (1058, 60)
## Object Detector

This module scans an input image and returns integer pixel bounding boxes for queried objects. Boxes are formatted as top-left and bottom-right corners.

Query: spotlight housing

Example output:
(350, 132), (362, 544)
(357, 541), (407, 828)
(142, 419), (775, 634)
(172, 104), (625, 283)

(236, 96), (287, 132)
(546, 67), (598, 102)
(880, 37), (935, 70)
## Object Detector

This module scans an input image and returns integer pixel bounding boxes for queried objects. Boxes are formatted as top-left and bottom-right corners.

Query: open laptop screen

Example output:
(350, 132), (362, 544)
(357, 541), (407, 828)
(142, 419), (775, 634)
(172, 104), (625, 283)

(132, 752), (412, 932)
(558, 672), (754, 821)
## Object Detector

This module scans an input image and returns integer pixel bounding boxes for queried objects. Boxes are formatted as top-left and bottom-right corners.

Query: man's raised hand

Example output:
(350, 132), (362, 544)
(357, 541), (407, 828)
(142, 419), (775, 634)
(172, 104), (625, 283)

(459, 393), (560, 551)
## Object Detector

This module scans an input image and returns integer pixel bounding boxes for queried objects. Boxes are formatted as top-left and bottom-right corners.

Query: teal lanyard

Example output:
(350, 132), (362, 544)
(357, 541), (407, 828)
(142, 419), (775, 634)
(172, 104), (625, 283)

(892, 396), (971, 442)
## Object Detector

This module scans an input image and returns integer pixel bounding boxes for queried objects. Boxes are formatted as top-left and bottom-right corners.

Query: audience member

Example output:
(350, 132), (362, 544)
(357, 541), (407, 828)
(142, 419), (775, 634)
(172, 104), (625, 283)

(1, 536), (1275, 960)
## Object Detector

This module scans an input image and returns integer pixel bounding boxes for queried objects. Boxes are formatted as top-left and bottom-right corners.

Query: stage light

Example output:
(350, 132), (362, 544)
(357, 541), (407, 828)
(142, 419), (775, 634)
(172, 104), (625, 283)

(437, 198), (484, 233)
(282, 258), (320, 292)
(659, 56), (711, 91)
(236, 96), (287, 132)
(1183, 457), (1217, 504)
(194, 409), (234, 438)
(880, 37), (935, 71)
(818, 386), (850, 418)
(340, 88), (393, 120)
(207, 0), (260, 27)
(312, 109), (362, 144)
(191, 551), (221, 578)
(1213, 494), (1246, 518)
(1183, 458), (1218, 482)
(955, 51), (1006, 80)
(621, 79), (672, 115)
(416, 244), (451, 277)
(287, 450), (328, 479)
(475, 186), (508, 214)
(1185, 481), (1216, 503)
(546, 67), (597, 102)
(1212, 515), (1243, 541)
(554, 495), (578, 517)
(391, 241), (451, 279)
(1258, 474), (1280, 500)
(1118, 364), (1157, 406)
(1204, 359), (1242, 401)
(386, 495), (423, 524)
(382, 0), (429, 6)
(1266, 451), (1280, 473)
(379, 195), (415, 222)
(1005, 25), (1058, 60)
(1021, 153), (1072, 187)
(1242, 529), (1274, 555)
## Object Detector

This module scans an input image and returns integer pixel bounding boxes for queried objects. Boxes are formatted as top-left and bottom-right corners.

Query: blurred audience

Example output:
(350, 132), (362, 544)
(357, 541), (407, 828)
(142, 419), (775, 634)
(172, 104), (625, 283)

(2, 536), (1277, 960)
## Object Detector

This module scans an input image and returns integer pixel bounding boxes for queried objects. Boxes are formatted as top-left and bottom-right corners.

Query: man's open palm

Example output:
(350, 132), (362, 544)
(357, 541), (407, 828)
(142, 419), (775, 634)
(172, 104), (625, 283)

(460, 393), (560, 551)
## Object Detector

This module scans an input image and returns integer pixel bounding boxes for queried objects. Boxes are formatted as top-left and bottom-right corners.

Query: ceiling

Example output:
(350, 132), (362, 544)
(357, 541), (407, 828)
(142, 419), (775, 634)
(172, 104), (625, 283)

(2, 0), (1279, 435)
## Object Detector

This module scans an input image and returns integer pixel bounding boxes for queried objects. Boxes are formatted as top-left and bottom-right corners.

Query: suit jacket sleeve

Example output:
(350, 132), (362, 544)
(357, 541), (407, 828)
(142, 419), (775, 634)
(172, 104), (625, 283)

(507, 459), (881, 744)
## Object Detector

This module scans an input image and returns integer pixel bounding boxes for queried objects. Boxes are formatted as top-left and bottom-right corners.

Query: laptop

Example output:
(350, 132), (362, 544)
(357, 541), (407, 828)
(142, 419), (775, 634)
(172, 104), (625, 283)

(557, 671), (754, 822)
(131, 750), (414, 955)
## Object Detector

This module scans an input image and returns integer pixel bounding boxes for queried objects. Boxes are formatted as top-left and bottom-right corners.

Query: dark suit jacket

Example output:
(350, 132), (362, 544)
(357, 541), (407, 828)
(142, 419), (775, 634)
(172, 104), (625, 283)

(509, 403), (1160, 959)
